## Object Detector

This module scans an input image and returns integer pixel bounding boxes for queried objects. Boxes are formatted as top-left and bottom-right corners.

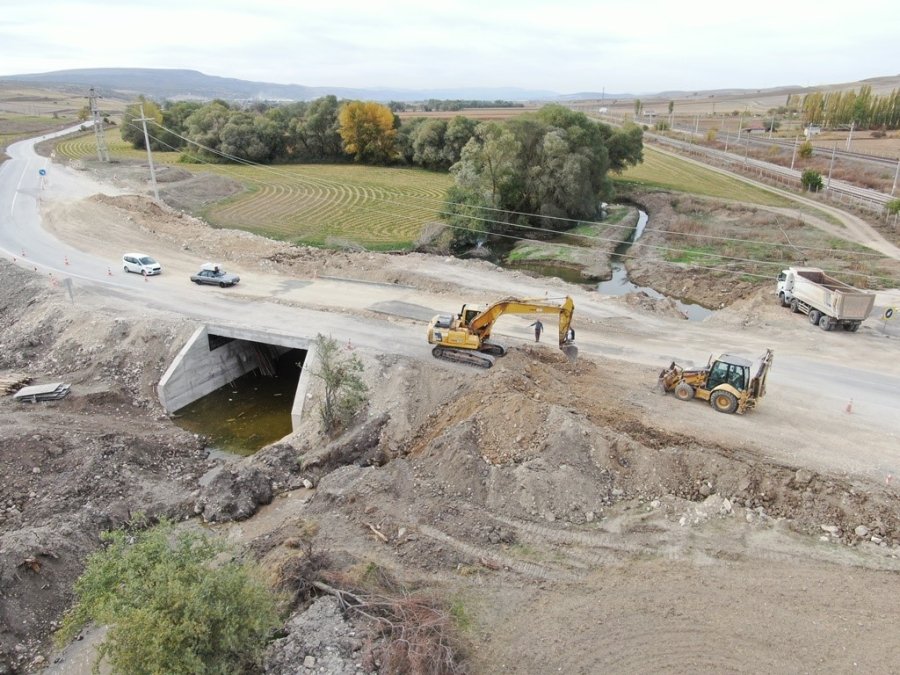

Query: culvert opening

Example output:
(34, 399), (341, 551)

(171, 342), (308, 456)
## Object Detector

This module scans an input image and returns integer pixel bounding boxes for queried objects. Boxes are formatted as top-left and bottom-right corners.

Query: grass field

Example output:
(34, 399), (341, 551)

(54, 129), (829, 251)
(615, 146), (798, 207)
(55, 130), (453, 249)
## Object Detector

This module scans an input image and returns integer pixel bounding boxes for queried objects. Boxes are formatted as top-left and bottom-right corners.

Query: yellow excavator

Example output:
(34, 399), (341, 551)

(427, 296), (577, 368)
(658, 349), (774, 414)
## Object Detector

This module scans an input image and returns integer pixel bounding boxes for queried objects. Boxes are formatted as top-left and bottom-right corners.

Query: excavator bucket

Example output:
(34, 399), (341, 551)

(561, 342), (579, 362)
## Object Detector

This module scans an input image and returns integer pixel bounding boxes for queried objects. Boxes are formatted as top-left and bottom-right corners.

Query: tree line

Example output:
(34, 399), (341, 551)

(121, 97), (643, 248)
(800, 86), (900, 130)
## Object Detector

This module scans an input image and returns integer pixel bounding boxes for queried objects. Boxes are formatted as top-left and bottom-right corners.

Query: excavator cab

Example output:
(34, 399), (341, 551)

(659, 349), (773, 414)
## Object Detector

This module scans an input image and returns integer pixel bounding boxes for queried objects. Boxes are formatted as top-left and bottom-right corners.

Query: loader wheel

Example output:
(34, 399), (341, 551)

(710, 390), (738, 414)
(808, 309), (821, 325)
(674, 382), (695, 401)
(789, 299), (800, 313)
(819, 315), (833, 331)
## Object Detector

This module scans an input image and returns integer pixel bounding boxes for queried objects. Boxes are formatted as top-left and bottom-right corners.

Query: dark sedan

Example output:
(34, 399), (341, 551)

(190, 265), (240, 287)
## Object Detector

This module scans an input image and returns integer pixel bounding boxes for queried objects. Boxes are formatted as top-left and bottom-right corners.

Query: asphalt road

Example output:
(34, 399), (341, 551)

(2, 128), (900, 482)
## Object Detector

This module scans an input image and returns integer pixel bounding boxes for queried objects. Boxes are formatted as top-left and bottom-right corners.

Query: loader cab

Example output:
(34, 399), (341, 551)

(707, 355), (751, 392)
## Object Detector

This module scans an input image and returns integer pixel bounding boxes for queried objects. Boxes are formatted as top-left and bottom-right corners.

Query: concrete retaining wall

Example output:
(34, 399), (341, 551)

(158, 324), (314, 432)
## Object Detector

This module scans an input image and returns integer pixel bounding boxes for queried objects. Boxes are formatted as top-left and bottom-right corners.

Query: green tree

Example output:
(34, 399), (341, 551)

(338, 101), (397, 163)
(801, 169), (824, 192)
(885, 198), (900, 215)
(798, 140), (814, 159)
(184, 101), (233, 158)
(446, 105), (643, 246)
(120, 97), (162, 150)
(668, 100), (675, 115)
(443, 115), (478, 165)
(634, 98), (642, 118)
(56, 520), (280, 675)
(312, 334), (368, 435)
(411, 118), (449, 169)
(219, 111), (282, 162)
(291, 95), (343, 161)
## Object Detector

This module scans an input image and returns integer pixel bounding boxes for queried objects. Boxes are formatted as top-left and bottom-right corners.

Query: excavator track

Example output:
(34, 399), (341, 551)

(432, 346), (496, 369)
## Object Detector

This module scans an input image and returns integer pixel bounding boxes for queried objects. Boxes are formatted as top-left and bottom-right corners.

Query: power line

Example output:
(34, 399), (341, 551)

(123, 121), (900, 287)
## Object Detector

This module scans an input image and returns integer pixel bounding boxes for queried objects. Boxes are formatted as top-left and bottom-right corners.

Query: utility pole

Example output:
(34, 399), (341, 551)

(790, 136), (799, 171)
(136, 105), (160, 201)
(892, 158), (899, 196)
(846, 121), (855, 151)
(769, 114), (775, 139)
(826, 143), (836, 192)
(88, 87), (109, 162)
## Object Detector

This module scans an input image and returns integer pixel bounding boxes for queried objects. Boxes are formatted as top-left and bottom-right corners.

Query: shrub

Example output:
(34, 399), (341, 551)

(886, 198), (900, 215)
(312, 333), (369, 435)
(57, 519), (280, 674)
(798, 141), (814, 159)
(801, 169), (824, 192)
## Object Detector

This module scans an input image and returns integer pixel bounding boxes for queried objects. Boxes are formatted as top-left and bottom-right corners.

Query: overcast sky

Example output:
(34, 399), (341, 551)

(2, 0), (898, 94)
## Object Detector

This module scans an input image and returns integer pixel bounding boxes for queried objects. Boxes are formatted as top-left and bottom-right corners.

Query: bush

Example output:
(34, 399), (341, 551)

(312, 334), (369, 435)
(57, 519), (280, 674)
(886, 198), (900, 215)
(801, 169), (824, 192)
(798, 141), (814, 159)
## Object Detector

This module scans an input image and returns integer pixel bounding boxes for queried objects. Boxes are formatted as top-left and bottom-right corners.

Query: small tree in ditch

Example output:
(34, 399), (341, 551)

(798, 140), (814, 159)
(801, 169), (824, 192)
(312, 333), (368, 435)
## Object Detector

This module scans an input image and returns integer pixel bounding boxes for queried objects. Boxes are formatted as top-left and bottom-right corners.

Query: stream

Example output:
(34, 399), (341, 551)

(504, 210), (712, 321)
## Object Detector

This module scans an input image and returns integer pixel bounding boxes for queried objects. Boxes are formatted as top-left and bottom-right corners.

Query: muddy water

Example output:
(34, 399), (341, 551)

(599, 211), (712, 320)
(172, 350), (303, 456)
(503, 211), (713, 320)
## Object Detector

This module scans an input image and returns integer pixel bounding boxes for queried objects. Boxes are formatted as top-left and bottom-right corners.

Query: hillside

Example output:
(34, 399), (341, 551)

(1, 67), (896, 106)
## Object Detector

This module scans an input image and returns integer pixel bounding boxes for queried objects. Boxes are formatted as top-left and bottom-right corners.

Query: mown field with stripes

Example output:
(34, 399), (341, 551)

(55, 130), (453, 250)
(55, 130), (810, 250)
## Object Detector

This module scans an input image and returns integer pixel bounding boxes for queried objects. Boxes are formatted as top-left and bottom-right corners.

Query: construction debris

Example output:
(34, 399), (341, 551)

(13, 383), (71, 403)
(0, 373), (32, 395)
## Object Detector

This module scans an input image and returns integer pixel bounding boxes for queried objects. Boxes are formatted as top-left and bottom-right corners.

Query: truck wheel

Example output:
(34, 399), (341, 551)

(778, 293), (789, 307)
(847, 322), (860, 332)
(819, 315), (833, 331)
(789, 299), (800, 313)
(674, 382), (695, 401)
(710, 390), (738, 414)
(808, 309), (821, 325)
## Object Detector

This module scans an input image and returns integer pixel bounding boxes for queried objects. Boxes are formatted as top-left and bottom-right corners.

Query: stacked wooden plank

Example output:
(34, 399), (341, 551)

(0, 373), (32, 395)
(13, 383), (71, 403)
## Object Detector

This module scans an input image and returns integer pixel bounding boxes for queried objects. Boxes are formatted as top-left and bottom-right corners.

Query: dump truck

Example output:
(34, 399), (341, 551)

(427, 296), (576, 368)
(776, 267), (875, 332)
(659, 349), (774, 414)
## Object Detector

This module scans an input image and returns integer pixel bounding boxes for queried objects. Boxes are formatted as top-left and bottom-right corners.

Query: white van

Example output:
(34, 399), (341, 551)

(123, 253), (162, 276)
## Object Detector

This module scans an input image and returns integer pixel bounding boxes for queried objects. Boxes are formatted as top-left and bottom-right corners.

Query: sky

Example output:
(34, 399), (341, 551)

(2, 0), (898, 95)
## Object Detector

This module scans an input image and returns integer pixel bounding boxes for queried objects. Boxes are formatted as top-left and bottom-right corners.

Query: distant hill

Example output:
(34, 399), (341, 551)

(1, 68), (896, 107)
(0, 68), (560, 103)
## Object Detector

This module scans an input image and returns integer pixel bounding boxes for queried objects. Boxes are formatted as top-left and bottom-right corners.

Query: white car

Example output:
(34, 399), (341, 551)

(123, 253), (162, 276)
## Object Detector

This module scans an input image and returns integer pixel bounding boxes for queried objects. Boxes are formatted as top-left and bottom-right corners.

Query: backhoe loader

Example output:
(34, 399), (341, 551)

(658, 349), (773, 414)
(427, 295), (577, 368)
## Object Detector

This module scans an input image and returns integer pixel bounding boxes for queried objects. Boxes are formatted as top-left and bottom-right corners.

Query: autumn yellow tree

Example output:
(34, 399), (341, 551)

(338, 101), (397, 163)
